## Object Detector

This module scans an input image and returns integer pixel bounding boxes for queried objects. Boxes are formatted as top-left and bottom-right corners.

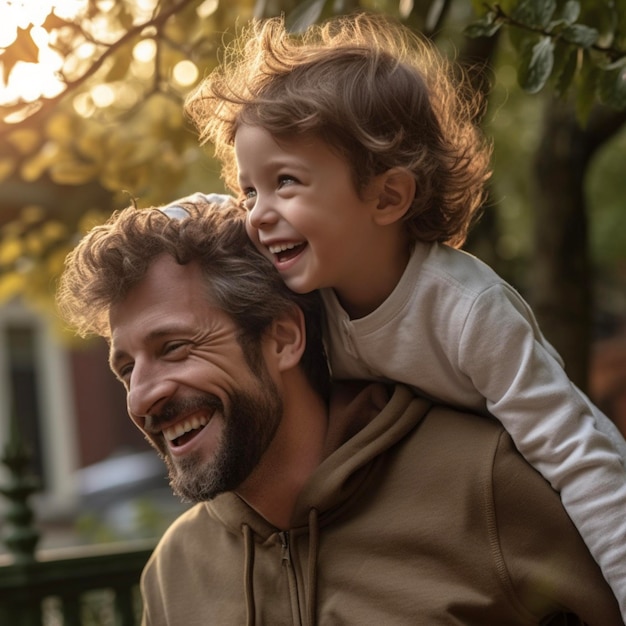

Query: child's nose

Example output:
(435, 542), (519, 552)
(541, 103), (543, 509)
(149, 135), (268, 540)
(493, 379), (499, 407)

(248, 195), (278, 229)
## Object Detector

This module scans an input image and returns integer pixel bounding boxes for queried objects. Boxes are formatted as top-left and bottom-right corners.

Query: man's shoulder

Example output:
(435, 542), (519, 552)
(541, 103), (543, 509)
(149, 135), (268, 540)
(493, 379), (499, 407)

(415, 402), (505, 456)
(152, 503), (211, 553)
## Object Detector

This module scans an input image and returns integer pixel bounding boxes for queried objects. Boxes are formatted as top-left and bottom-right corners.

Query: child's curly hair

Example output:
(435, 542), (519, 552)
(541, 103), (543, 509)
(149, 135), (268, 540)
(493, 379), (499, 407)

(186, 12), (492, 248)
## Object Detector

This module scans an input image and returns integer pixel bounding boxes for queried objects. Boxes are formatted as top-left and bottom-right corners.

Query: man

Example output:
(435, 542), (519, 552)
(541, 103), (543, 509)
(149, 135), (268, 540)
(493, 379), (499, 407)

(57, 196), (622, 625)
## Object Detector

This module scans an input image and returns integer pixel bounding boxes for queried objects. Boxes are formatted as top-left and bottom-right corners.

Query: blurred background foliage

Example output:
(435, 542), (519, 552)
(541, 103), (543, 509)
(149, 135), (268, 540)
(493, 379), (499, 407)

(0, 0), (625, 389)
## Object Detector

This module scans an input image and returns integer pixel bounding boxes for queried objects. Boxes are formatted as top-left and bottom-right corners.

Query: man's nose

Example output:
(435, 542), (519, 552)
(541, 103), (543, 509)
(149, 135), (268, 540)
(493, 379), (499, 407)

(126, 364), (174, 424)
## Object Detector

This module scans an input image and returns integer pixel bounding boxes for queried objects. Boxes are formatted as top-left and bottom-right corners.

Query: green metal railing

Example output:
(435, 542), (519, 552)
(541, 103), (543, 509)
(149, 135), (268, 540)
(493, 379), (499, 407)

(0, 540), (154, 626)
(0, 412), (154, 625)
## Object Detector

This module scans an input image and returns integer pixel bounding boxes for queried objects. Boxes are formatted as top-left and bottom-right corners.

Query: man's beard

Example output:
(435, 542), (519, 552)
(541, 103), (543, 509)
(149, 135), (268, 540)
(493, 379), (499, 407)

(147, 374), (282, 503)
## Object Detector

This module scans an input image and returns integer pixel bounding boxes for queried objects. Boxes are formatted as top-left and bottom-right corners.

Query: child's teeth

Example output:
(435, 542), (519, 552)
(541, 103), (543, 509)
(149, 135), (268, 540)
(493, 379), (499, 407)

(269, 243), (298, 254)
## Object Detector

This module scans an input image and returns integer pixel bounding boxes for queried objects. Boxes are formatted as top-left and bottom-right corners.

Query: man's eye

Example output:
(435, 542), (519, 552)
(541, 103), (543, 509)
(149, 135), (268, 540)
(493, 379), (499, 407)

(164, 341), (188, 355)
(117, 364), (133, 382)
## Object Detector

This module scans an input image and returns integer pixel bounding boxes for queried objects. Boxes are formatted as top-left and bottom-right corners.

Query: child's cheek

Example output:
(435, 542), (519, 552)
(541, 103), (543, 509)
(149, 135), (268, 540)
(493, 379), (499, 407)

(245, 214), (271, 258)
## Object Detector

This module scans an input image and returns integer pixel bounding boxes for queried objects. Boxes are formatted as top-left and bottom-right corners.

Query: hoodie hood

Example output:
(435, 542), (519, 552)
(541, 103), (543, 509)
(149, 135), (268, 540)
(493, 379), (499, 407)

(201, 383), (432, 625)
(206, 382), (431, 536)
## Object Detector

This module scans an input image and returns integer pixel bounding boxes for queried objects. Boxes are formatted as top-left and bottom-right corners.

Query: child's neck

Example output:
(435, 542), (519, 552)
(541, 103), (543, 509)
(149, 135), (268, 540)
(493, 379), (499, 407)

(335, 243), (411, 320)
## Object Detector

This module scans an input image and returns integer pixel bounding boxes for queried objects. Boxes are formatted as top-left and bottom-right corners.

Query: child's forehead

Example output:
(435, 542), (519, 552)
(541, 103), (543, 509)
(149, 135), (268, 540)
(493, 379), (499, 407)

(236, 124), (337, 158)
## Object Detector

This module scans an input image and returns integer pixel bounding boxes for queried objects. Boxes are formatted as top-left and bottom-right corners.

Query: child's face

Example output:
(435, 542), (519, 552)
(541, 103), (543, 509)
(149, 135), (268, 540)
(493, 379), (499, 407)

(235, 124), (386, 299)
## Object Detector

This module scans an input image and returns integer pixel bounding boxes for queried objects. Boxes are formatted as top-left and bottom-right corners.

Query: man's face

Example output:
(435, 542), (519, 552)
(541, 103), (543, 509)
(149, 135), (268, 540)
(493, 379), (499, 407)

(108, 254), (283, 503)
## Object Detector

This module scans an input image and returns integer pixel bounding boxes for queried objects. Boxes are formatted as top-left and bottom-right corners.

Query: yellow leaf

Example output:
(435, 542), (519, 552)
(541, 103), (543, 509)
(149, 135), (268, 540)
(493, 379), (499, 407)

(49, 160), (100, 185)
(7, 128), (40, 154)
(0, 158), (15, 182)
(104, 43), (134, 82)
(0, 238), (23, 265)
(47, 245), (73, 275)
(76, 127), (106, 161)
(0, 272), (25, 302)
(40, 220), (68, 244)
(20, 205), (46, 224)
(20, 143), (60, 182)
(45, 113), (75, 142)
(23, 233), (44, 256)
(1, 26), (39, 83)
(12, 26), (40, 64)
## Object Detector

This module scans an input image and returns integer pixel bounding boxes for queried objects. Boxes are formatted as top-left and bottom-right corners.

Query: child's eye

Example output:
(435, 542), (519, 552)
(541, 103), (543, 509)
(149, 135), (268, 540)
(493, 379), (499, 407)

(277, 175), (298, 188)
(241, 188), (256, 210)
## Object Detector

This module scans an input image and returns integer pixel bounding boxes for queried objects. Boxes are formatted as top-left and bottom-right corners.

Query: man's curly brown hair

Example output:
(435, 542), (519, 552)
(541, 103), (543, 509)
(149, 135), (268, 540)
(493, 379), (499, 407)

(56, 196), (330, 400)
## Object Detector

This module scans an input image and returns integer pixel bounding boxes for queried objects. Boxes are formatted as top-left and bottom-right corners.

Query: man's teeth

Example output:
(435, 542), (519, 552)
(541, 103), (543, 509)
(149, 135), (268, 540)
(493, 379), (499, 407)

(268, 242), (301, 254)
(164, 415), (209, 442)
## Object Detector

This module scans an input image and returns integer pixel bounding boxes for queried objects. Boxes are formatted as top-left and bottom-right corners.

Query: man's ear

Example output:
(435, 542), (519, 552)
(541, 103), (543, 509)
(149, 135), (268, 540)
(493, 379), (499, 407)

(266, 305), (306, 372)
(372, 167), (415, 226)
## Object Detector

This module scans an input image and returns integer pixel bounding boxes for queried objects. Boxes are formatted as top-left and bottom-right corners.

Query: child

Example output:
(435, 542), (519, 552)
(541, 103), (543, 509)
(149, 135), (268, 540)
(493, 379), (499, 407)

(185, 13), (626, 619)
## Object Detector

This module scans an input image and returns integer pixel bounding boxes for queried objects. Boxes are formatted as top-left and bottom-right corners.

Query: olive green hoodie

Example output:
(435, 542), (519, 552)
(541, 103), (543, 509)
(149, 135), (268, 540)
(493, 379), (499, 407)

(141, 383), (621, 625)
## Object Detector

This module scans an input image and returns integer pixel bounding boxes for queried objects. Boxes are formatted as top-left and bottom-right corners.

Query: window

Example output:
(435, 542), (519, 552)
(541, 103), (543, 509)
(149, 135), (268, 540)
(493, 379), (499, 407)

(0, 300), (78, 515)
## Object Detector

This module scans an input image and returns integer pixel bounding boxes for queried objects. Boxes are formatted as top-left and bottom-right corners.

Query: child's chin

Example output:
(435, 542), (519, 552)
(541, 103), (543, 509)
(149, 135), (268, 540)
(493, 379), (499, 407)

(284, 278), (316, 295)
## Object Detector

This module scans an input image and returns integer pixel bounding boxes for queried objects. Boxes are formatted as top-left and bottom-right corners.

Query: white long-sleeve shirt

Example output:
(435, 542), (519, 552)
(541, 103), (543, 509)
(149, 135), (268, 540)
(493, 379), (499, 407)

(322, 241), (626, 622)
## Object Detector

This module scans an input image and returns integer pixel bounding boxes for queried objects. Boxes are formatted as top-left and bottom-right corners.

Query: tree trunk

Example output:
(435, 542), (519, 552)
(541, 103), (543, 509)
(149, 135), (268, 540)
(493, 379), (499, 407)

(531, 99), (626, 390)
(531, 98), (591, 388)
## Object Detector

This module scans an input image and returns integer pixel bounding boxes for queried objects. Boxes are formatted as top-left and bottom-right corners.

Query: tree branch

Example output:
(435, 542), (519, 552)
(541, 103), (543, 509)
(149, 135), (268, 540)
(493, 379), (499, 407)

(0, 0), (197, 139)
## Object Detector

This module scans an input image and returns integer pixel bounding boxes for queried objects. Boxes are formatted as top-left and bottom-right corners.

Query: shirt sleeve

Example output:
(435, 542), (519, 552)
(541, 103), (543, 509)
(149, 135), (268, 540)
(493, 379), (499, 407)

(457, 282), (626, 620)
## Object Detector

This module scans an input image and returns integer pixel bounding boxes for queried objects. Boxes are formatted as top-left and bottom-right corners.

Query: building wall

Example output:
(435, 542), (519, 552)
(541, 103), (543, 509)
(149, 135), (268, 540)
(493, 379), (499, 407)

(0, 299), (147, 520)
(69, 338), (148, 468)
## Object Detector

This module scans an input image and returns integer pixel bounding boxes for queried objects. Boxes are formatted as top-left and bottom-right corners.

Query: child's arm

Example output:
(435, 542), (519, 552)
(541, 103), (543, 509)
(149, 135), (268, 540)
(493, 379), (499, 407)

(458, 282), (626, 622)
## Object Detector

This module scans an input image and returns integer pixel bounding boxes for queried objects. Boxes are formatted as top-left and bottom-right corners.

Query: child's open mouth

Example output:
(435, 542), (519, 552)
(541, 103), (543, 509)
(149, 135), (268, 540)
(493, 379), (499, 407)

(268, 242), (307, 263)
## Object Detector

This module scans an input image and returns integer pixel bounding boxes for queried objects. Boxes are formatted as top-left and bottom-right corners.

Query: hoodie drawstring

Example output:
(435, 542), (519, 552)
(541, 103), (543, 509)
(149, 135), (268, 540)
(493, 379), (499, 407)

(242, 523), (255, 626)
(306, 508), (319, 626)
(242, 510), (320, 626)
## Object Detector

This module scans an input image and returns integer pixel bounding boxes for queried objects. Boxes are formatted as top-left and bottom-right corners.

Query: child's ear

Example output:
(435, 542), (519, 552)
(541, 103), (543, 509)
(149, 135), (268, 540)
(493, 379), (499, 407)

(266, 305), (306, 372)
(373, 167), (415, 226)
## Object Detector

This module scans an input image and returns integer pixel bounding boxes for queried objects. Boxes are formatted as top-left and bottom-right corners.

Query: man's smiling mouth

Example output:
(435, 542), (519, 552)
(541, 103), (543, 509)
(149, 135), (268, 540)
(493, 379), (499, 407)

(164, 414), (210, 447)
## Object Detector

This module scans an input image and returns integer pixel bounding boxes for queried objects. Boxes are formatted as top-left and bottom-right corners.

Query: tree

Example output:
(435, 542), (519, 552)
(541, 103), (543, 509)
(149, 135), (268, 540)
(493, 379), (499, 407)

(465, 0), (626, 386)
(1, 0), (625, 388)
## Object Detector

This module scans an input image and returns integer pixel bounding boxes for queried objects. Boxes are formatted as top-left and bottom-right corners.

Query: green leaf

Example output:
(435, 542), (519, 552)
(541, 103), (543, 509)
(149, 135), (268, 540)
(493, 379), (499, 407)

(598, 65), (626, 110)
(518, 36), (555, 94)
(557, 0), (580, 26)
(285, 0), (329, 33)
(561, 24), (599, 48)
(511, 0), (557, 29)
(553, 44), (578, 97)
(464, 13), (502, 39)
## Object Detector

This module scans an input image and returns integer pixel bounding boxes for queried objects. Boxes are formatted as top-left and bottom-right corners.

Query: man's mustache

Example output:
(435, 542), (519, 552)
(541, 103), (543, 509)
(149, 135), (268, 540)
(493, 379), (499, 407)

(145, 394), (224, 432)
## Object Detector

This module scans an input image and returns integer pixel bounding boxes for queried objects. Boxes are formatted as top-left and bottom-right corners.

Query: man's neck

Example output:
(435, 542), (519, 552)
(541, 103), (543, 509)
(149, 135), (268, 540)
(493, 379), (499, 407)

(235, 373), (329, 529)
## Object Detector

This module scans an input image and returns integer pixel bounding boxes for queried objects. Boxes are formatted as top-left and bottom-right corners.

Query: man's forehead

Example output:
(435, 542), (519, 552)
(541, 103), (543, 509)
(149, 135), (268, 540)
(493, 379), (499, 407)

(108, 256), (213, 341)
(120, 255), (205, 306)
